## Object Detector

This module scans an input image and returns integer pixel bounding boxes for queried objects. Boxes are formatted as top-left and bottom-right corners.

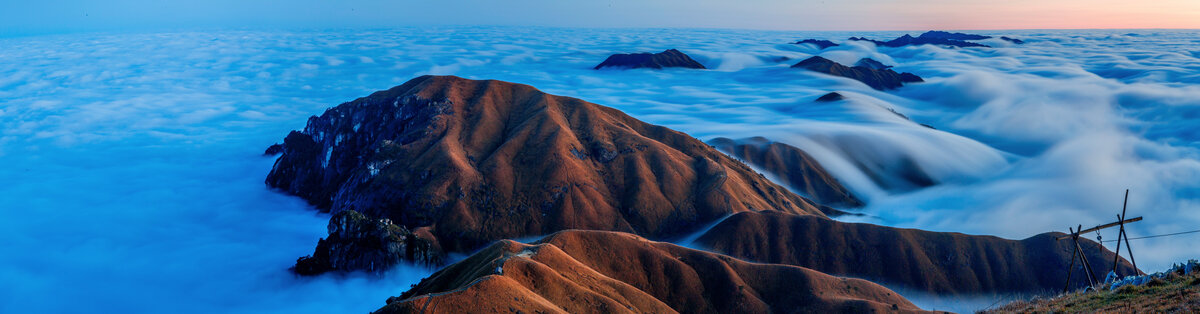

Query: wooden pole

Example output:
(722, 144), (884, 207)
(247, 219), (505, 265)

(1122, 225), (1140, 275)
(1077, 240), (1098, 287)
(1075, 224), (1099, 288)
(1063, 226), (1080, 293)
(1056, 216), (1143, 240)
(1111, 214), (1124, 277)
(1059, 190), (1145, 291)
(1111, 190), (1129, 277)
(1119, 190), (1141, 276)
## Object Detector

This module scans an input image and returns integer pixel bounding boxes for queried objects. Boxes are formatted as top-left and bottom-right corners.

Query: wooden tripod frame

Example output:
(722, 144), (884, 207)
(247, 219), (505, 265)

(1060, 189), (1142, 293)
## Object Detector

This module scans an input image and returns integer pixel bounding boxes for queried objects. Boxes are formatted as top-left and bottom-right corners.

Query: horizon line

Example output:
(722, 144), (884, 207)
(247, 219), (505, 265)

(4, 23), (1197, 39)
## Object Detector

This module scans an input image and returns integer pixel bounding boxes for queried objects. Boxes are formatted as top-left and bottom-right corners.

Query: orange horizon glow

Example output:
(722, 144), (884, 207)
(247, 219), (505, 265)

(2, 0), (1200, 35)
(796, 0), (1200, 31)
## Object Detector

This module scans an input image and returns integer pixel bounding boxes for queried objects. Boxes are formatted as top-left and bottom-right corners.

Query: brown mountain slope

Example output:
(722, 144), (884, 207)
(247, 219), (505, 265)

(708, 137), (864, 208)
(266, 75), (834, 261)
(379, 230), (927, 314)
(695, 211), (1138, 295)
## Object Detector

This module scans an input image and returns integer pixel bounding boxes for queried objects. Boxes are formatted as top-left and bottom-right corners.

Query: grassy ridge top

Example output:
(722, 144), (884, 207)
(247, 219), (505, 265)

(985, 266), (1200, 313)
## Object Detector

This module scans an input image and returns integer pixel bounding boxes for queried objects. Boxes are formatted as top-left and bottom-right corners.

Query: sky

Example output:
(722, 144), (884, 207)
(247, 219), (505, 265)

(3, 0), (1200, 36)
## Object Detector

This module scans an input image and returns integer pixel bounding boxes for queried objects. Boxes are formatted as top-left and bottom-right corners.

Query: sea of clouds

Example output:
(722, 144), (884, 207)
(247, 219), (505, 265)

(1, 27), (1198, 313)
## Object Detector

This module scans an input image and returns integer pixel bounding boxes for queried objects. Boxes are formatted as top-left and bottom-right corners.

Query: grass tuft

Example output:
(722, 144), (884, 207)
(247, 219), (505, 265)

(982, 269), (1200, 313)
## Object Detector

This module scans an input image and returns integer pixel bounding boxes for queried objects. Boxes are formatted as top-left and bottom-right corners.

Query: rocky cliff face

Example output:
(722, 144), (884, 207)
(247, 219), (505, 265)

(594, 49), (707, 69)
(793, 56), (923, 90)
(266, 75), (835, 265)
(695, 211), (1139, 295)
(708, 137), (863, 208)
(264, 93), (455, 211)
(378, 230), (926, 314)
(293, 210), (443, 275)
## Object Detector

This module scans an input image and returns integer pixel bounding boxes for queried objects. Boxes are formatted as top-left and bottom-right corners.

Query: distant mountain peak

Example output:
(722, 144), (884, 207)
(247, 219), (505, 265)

(266, 75), (835, 274)
(594, 49), (706, 69)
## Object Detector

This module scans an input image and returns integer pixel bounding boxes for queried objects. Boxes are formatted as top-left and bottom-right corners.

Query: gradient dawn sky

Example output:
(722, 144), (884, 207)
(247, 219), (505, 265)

(3, 0), (1199, 35)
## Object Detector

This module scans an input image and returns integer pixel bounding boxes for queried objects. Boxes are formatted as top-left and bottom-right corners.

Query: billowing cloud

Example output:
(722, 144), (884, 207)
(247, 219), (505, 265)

(1, 28), (1198, 313)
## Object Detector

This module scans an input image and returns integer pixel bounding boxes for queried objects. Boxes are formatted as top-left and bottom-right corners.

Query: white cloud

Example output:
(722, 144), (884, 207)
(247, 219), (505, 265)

(1, 27), (1198, 313)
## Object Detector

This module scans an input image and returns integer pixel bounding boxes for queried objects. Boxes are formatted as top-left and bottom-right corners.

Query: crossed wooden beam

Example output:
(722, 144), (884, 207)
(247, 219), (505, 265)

(1059, 189), (1142, 293)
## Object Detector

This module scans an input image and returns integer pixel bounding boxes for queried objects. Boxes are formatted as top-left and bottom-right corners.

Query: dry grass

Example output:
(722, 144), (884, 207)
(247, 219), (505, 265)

(981, 269), (1200, 313)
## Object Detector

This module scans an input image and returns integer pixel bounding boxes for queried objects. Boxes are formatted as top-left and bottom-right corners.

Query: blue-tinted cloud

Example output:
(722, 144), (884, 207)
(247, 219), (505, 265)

(1, 27), (1199, 313)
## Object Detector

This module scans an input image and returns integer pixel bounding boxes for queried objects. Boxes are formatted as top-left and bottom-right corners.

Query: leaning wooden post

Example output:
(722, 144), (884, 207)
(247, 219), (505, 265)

(1111, 214), (1124, 277)
(1122, 222), (1140, 276)
(1056, 204), (1144, 292)
(1111, 190), (1129, 277)
(1074, 224), (1099, 288)
(1063, 226), (1080, 293)
(1077, 239), (1098, 287)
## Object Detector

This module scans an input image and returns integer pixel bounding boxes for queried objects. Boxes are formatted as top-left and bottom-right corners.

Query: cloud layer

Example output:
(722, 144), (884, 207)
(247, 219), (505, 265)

(1, 27), (1198, 312)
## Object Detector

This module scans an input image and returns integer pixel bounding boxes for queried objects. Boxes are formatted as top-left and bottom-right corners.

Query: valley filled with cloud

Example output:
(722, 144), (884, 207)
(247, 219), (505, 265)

(1, 27), (1198, 312)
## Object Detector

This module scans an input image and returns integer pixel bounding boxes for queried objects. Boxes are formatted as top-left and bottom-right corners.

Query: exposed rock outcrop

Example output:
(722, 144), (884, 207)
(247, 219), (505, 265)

(792, 39), (839, 49)
(708, 137), (863, 208)
(378, 230), (927, 313)
(263, 143), (284, 156)
(293, 210), (444, 275)
(266, 75), (835, 265)
(792, 56), (923, 90)
(695, 211), (1140, 295)
(594, 49), (706, 70)
(815, 92), (845, 102)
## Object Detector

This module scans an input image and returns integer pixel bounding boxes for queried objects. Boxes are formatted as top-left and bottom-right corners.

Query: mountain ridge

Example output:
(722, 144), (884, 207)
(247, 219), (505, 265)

(266, 75), (837, 272)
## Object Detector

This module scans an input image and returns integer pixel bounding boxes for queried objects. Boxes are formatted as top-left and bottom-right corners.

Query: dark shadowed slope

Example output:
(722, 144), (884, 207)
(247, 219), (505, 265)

(792, 39), (839, 49)
(266, 75), (834, 268)
(379, 230), (927, 314)
(708, 137), (863, 208)
(854, 58), (892, 70)
(594, 49), (706, 69)
(1000, 36), (1025, 44)
(816, 92), (845, 102)
(848, 31), (991, 48)
(918, 31), (991, 41)
(695, 211), (1139, 295)
(292, 210), (444, 275)
(792, 56), (923, 90)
